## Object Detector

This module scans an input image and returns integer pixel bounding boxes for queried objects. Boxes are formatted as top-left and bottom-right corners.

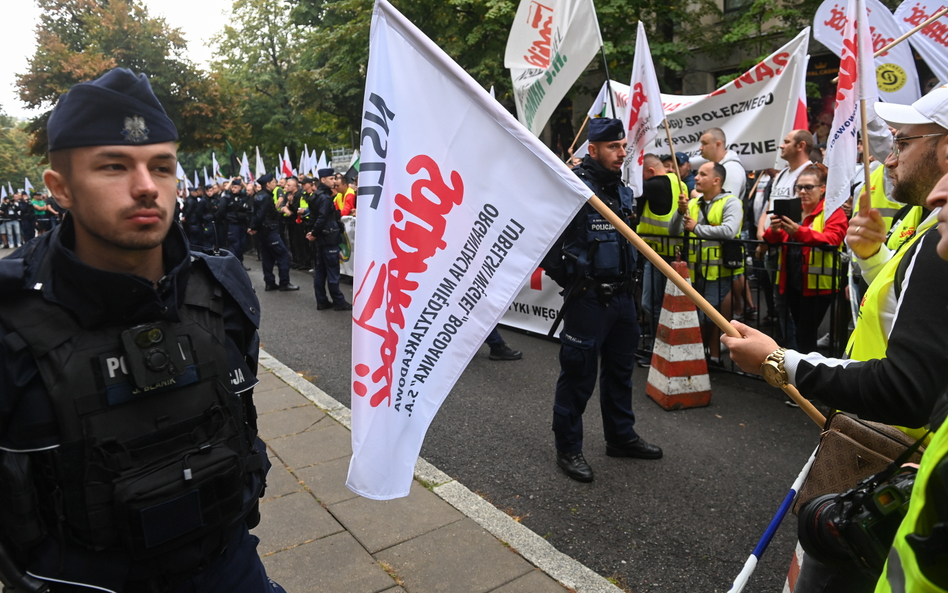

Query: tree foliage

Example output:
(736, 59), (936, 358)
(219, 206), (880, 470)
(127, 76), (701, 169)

(17, 0), (230, 154)
(0, 109), (47, 190)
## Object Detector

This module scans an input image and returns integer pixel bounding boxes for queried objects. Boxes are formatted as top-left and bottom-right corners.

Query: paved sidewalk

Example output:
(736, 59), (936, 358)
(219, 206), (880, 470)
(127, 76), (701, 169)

(253, 350), (623, 593)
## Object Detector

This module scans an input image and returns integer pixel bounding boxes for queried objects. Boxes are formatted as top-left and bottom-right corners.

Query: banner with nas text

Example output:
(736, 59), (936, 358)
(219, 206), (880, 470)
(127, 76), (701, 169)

(350, 0), (591, 500)
(588, 28), (810, 172)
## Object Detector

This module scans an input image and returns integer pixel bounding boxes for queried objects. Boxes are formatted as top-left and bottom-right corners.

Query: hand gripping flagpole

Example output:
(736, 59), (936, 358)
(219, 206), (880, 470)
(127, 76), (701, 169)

(587, 194), (827, 427)
(728, 446), (819, 593)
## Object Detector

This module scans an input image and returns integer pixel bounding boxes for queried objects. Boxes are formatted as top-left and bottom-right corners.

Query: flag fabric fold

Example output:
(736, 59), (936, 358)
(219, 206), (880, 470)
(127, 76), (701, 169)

(623, 22), (667, 197)
(24, 178), (34, 193)
(504, 0), (602, 136)
(824, 0), (878, 217)
(349, 0), (592, 500)
(282, 147), (295, 178)
(240, 152), (252, 181)
(255, 147), (266, 180)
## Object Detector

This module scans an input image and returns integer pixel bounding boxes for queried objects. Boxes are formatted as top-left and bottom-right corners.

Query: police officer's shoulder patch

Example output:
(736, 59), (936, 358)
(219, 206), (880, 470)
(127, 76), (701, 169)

(191, 252), (261, 328)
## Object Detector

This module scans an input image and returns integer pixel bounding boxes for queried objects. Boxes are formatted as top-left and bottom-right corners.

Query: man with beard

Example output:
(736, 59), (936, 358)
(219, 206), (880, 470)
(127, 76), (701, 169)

(722, 85), (948, 592)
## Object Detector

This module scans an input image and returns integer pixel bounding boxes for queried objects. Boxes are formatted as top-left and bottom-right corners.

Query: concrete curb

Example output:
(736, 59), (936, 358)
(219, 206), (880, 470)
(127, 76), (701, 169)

(257, 348), (623, 593)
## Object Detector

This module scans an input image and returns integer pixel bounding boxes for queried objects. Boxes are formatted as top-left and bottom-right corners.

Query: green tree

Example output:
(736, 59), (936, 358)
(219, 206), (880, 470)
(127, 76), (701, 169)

(17, 0), (230, 154)
(0, 109), (48, 190)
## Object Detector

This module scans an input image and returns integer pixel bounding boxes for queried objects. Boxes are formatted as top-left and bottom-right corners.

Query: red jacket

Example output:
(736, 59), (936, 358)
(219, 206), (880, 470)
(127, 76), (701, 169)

(763, 199), (847, 295)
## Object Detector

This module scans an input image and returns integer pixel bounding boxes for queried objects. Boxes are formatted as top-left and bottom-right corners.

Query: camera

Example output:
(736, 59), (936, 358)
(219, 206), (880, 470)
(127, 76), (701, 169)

(798, 466), (916, 576)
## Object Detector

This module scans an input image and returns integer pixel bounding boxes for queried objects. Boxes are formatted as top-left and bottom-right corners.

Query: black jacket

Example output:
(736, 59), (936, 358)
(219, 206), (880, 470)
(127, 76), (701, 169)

(309, 183), (340, 246)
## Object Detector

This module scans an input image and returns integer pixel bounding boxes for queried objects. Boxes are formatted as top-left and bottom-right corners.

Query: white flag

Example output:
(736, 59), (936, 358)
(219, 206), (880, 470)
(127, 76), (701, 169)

(212, 152), (225, 183)
(1, 186), (6, 200)
(7, 183), (12, 196)
(815, 0), (920, 104)
(894, 0), (948, 85)
(203, 167), (209, 187)
(24, 178), (34, 193)
(255, 147), (266, 180)
(586, 29), (811, 171)
(824, 0), (878, 217)
(349, 0), (590, 500)
(193, 171), (199, 189)
(504, 0), (601, 136)
(317, 150), (328, 171)
(300, 144), (308, 176)
(623, 22), (667, 197)
(240, 152), (252, 181)
(310, 149), (318, 175)
(176, 162), (187, 183)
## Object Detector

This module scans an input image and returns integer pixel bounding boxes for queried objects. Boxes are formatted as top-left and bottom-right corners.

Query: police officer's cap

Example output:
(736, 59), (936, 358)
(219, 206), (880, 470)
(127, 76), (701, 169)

(317, 168), (335, 179)
(47, 68), (178, 152)
(300, 177), (314, 185)
(258, 173), (275, 186)
(674, 152), (690, 166)
(588, 118), (625, 142)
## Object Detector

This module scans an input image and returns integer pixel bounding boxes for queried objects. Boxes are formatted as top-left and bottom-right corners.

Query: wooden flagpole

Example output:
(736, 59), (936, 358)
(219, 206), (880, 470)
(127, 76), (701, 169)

(587, 194), (827, 427)
(567, 115), (591, 158)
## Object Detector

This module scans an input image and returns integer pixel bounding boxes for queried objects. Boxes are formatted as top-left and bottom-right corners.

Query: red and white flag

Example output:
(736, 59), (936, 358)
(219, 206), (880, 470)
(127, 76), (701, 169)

(282, 147), (295, 178)
(623, 22), (667, 197)
(349, 0), (591, 500)
(824, 0), (878, 217)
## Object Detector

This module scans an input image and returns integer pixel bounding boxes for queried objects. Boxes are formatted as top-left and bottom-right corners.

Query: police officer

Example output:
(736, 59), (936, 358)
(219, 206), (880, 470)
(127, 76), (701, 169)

(249, 173), (298, 291)
(542, 118), (663, 483)
(206, 182), (228, 251)
(225, 177), (253, 269)
(181, 183), (207, 248)
(305, 168), (351, 310)
(0, 68), (283, 592)
(18, 191), (36, 243)
(202, 183), (222, 249)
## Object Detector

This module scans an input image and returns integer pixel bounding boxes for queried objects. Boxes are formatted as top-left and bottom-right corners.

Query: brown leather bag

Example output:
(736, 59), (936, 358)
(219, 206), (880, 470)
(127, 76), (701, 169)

(792, 412), (925, 514)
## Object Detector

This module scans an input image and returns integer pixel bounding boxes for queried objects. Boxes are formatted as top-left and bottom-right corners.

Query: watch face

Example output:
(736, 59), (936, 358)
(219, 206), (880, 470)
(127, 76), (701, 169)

(761, 363), (783, 387)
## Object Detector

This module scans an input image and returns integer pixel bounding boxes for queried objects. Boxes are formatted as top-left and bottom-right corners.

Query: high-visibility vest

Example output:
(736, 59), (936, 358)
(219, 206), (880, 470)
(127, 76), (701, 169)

(846, 216), (939, 442)
(774, 206), (843, 294)
(685, 194), (743, 281)
(868, 165), (903, 233)
(873, 423), (948, 593)
(638, 173), (688, 257)
(886, 205), (926, 253)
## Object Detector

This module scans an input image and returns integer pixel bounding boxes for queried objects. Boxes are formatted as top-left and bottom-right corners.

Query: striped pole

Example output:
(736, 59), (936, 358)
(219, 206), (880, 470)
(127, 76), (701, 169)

(728, 446), (819, 593)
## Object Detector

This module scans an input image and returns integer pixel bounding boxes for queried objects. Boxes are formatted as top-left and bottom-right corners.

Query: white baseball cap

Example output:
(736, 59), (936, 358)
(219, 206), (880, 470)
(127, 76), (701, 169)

(875, 84), (948, 129)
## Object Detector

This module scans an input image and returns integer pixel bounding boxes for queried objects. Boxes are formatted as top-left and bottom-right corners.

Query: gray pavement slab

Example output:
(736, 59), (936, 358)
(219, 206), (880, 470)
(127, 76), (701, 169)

(374, 519), (534, 593)
(261, 531), (397, 593)
(267, 422), (352, 469)
(490, 570), (574, 593)
(261, 457), (305, 500)
(295, 456), (361, 505)
(328, 481), (464, 554)
(255, 490), (344, 555)
(254, 385), (312, 414)
(257, 403), (329, 440)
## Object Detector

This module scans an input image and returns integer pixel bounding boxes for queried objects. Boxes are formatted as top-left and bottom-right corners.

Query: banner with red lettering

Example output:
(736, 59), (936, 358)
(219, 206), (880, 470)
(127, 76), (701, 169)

(895, 0), (948, 85)
(815, 0), (921, 104)
(505, 0), (602, 136)
(623, 22), (667, 197)
(587, 29), (810, 172)
(824, 0), (878, 217)
(349, 0), (591, 500)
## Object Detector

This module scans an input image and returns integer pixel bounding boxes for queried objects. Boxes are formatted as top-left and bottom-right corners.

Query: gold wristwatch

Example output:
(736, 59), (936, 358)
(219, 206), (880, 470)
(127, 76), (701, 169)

(760, 348), (789, 387)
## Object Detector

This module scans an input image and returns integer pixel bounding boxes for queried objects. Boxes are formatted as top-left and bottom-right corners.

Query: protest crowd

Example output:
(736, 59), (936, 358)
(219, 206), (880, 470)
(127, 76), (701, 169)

(2, 0), (948, 591)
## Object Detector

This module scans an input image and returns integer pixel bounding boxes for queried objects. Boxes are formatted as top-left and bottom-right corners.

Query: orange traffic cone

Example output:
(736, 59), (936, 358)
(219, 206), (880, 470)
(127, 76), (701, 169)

(783, 542), (804, 592)
(646, 259), (711, 410)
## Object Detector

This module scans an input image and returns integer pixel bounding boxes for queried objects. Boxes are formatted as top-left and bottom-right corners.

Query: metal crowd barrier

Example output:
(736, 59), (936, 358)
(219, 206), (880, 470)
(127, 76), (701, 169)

(636, 233), (850, 377)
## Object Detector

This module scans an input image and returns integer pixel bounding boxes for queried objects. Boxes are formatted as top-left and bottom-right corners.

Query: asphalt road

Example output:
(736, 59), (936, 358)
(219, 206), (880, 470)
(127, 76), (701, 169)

(250, 258), (821, 593)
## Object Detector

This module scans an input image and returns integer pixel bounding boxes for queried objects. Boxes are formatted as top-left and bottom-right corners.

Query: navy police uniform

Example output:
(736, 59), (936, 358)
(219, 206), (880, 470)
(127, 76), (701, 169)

(249, 174), (294, 291)
(542, 118), (662, 482)
(309, 171), (350, 310)
(0, 67), (283, 592)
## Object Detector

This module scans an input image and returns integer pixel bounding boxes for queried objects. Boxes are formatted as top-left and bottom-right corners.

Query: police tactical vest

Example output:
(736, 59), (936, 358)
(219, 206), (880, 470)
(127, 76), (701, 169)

(564, 168), (636, 280)
(0, 263), (262, 582)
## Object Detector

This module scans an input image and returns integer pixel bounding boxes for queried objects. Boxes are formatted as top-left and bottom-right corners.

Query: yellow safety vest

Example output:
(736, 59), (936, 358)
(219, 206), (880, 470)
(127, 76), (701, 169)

(774, 207), (843, 294)
(638, 173), (688, 257)
(685, 194), (743, 281)
(874, 424), (948, 593)
(886, 205), (926, 253)
(868, 166), (903, 234)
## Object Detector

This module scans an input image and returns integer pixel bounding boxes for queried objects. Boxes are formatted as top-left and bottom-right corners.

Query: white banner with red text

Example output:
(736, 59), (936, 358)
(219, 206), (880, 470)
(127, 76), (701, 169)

(587, 29), (810, 173)
(894, 0), (948, 86)
(505, 0), (602, 136)
(349, 0), (591, 500)
(814, 0), (921, 104)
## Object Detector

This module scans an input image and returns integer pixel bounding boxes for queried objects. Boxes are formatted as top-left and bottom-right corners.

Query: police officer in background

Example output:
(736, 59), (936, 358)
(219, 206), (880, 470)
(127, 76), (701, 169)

(542, 118), (663, 483)
(306, 168), (351, 310)
(181, 183), (206, 248)
(224, 177), (253, 269)
(0, 68), (283, 592)
(249, 173), (298, 291)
